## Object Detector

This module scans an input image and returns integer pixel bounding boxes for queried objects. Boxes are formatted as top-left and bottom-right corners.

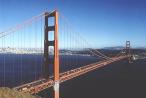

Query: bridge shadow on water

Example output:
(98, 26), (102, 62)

(39, 59), (146, 98)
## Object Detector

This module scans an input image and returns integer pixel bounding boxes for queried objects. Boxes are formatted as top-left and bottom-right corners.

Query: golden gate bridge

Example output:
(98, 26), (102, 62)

(0, 10), (133, 98)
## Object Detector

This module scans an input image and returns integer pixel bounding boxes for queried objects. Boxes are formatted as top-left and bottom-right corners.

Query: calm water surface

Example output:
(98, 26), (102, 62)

(39, 58), (146, 98)
(0, 54), (146, 98)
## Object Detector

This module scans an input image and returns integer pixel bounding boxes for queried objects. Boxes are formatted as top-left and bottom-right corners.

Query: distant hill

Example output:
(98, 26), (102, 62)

(102, 46), (146, 50)
(102, 46), (125, 50)
(134, 47), (146, 50)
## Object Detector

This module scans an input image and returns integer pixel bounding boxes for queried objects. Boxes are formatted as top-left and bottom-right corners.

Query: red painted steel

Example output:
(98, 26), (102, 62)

(54, 10), (60, 98)
(43, 10), (60, 98)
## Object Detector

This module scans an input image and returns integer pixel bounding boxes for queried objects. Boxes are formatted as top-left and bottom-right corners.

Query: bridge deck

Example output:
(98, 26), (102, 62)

(13, 56), (128, 94)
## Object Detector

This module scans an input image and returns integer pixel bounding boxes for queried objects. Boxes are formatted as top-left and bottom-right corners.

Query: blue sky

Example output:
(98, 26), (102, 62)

(0, 0), (146, 48)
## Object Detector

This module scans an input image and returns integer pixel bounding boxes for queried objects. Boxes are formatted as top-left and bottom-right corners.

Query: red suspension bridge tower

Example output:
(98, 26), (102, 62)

(44, 10), (60, 98)
(126, 41), (132, 63)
